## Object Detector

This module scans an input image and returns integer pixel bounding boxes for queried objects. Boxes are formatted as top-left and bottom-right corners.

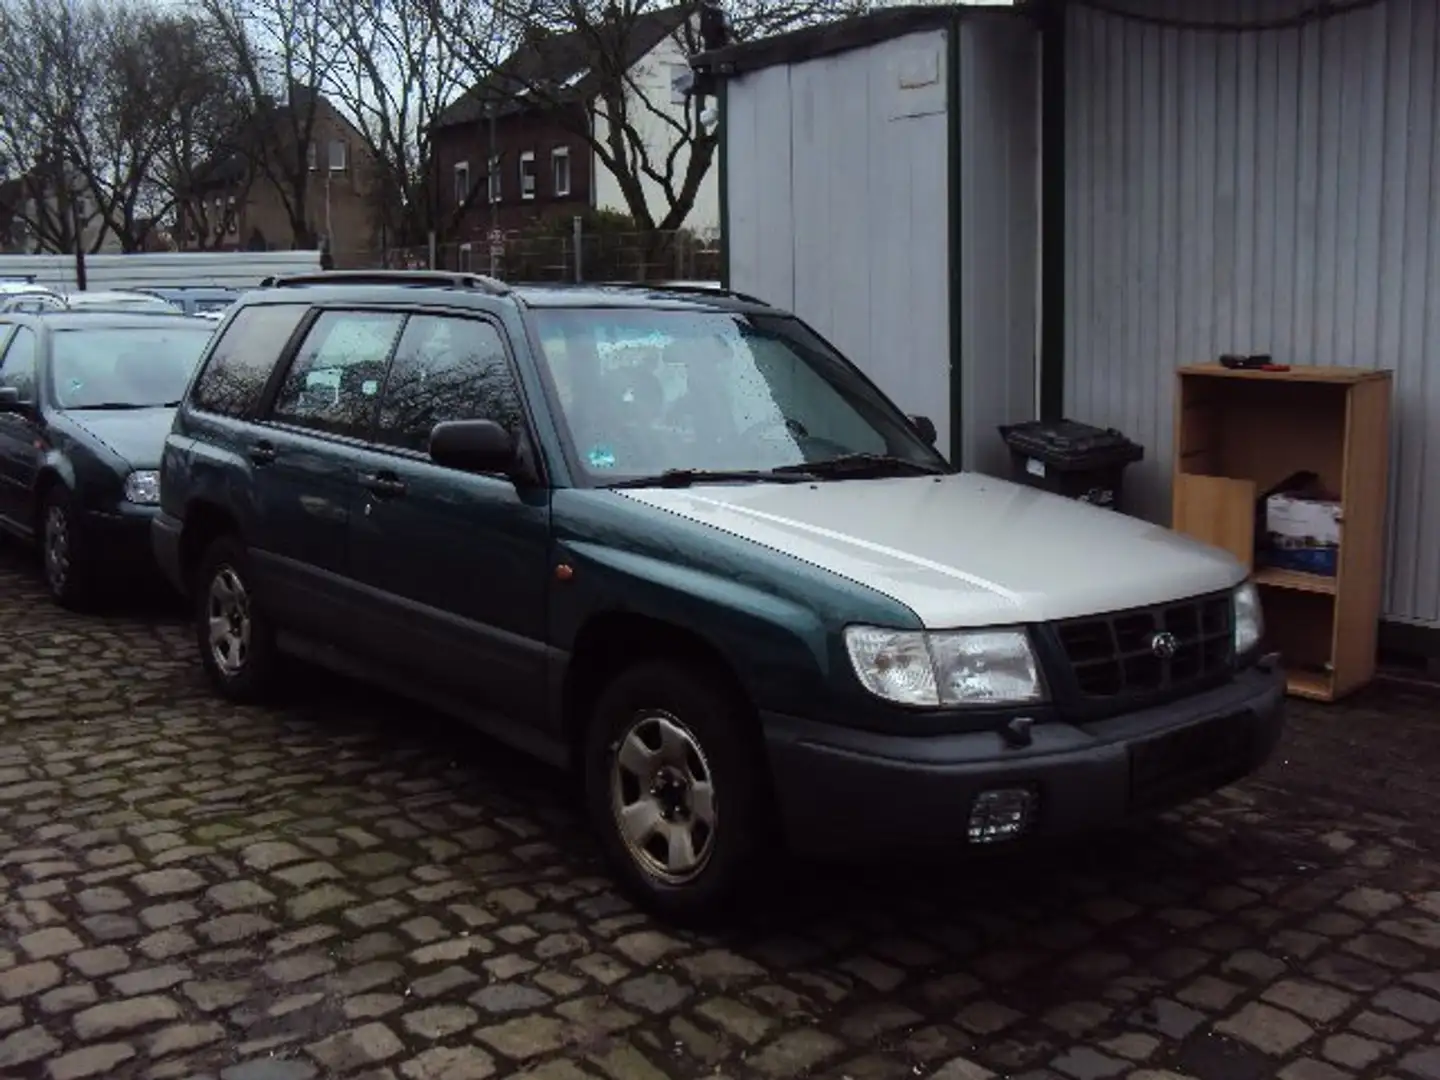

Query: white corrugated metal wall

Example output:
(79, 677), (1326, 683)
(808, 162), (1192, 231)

(726, 29), (954, 454)
(0, 251), (323, 291)
(958, 14), (1038, 477)
(1063, 0), (1440, 627)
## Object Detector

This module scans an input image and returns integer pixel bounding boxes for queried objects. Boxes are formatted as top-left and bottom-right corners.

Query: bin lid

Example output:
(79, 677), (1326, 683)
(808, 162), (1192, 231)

(999, 419), (1143, 467)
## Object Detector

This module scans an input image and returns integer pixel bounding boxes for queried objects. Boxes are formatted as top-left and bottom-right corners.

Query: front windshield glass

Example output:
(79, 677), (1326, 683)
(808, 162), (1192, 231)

(50, 326), (215, 409)
(531, 308), (948, 481)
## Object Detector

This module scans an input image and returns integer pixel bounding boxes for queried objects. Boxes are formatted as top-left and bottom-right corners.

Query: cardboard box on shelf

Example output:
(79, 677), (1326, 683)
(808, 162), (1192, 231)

(1263, 492), (1341, 576)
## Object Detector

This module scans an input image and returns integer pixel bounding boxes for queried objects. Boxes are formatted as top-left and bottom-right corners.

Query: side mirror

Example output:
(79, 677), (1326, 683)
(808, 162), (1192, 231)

(0, 387), (23, 413)
(910, 414), (937, 445)
(428, 419), (517, 475)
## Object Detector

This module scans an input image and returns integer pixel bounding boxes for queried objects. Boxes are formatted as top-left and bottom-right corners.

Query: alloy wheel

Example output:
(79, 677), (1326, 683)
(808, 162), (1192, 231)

(206, 566), (251, 677)
(609, 709), (717, 884)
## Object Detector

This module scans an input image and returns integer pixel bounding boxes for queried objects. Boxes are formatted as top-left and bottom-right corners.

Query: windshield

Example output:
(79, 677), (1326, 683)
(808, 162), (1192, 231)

(49, 326), (214, 409)
(531, 308), (948, 482)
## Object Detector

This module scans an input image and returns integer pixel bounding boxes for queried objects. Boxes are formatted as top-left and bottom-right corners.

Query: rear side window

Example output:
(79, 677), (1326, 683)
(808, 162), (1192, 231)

(269, 310), (404, 439)
(374, 314), (524, 453)
(0, 327), (38, 402)
(190, 303), (307, 418)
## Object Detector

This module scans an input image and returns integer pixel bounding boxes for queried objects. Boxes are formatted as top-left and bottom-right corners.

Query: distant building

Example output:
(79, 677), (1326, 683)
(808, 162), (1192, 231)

(178, 84), (381, 261)
(432, 5), (719, 246)
(0, 169), (121, 255)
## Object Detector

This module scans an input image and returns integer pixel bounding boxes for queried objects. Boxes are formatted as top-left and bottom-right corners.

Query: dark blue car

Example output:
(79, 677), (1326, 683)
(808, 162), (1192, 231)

(136, 287), (241, 320)
(0, 311), (218, 607)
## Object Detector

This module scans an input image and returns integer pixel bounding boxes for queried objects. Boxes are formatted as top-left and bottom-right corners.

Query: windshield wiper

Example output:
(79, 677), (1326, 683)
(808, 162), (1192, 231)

(603, 467), (816, 489)
(774, 453), (948, 478)
(70, 402), (149, 410)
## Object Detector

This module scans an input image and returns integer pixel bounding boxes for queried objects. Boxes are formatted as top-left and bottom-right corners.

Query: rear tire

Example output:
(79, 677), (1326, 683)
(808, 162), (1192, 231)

(194, 534), (281, 703)
(584, 660), (769, 925)
(40, 486), (94, 611)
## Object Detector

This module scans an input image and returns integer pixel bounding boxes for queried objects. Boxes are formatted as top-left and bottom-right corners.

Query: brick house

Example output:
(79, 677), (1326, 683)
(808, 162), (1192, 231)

(0, 170), (122, 254)
(431, 5), (718, 252)
(177, 85), (380, 260)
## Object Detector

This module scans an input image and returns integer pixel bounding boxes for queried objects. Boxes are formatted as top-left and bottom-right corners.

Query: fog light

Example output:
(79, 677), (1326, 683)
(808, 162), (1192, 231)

(967, 787), (1035, 844)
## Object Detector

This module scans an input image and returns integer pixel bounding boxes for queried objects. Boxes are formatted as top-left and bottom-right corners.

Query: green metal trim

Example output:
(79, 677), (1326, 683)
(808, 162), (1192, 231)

(945, 12), (964, 467)
(1039, 0), (1067, 422)
(717, 81), (731, 289)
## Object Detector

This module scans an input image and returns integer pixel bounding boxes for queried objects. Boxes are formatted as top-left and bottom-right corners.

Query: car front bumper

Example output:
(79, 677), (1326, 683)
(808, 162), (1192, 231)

(762, 662), (1286, 858)
(150, 511), (185, 596)
(83, 503), (162, 577)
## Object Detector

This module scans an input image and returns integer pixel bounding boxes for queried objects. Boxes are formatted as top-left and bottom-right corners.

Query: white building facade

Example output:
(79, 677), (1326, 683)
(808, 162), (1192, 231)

(592, 25), (721, 236)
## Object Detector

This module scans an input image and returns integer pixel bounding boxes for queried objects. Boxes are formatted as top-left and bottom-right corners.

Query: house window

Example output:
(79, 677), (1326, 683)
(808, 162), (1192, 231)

(519, 152), (536, 200)
(458, 243), (472, 272)
(552, 148), (571, 197)
(307, 142), (318, 171)
(669, 63), (691, 106)
(227, 195), (238, 235)
(454, 161), (470, 206)
(488, 154), (501, 203)
(329, 140), (347, 171)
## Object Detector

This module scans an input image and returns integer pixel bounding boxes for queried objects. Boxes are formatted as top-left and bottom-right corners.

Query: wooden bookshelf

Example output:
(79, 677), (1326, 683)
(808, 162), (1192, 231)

(1171, 364), (1392, 702)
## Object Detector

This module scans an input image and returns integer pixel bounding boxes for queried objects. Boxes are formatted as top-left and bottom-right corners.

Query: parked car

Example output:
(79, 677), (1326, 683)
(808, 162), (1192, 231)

(0, 284), (61, 311)
(152, 271), (1283, 921)
(0, 281), (49, 298)
(0, 289), (183, 315)
(136, 287), (241, 320)
(0, 311), (218, 607)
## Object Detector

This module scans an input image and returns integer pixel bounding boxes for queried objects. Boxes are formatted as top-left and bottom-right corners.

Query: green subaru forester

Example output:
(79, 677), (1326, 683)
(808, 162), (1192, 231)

(152, 271), (1284, 922)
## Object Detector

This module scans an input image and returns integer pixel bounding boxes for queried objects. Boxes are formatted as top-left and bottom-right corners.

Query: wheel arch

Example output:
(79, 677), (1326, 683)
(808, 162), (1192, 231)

(561, 611), (757, 770)
(32, 465), (74, 532)
(178, 499), (242, 591)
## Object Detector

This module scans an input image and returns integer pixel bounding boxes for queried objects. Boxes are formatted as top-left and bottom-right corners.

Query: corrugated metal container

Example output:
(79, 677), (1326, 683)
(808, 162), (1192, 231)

(702, 6), (1038, 470)
(1063, 0), (1440, 627)
(0, 251), (323, 292)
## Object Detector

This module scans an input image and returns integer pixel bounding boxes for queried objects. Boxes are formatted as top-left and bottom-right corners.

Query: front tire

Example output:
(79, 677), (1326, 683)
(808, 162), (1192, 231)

(584, 661), (768, 924)
(194, 534), (280, 703)
(40, 486), (93, 610)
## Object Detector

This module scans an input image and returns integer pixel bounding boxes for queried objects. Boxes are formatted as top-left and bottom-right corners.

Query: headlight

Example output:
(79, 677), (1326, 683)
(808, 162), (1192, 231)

(123, 470), (160, 505)
(844, 626), (1044, 707)
(1233, 580), (1264, 655)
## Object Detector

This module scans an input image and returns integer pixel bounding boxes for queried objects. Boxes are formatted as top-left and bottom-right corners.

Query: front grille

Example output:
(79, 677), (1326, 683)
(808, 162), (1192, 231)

(1050, 591), (1233, 705)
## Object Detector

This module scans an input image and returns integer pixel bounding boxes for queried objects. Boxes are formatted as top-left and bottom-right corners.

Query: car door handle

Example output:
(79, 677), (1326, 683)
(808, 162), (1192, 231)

(359, 471), (407, 498)
(249, 441), (276, 466)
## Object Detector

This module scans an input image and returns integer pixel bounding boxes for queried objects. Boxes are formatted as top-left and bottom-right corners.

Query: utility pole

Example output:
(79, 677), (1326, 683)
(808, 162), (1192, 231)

(69, 182), (86, 292)
(488, 103), (499, 276)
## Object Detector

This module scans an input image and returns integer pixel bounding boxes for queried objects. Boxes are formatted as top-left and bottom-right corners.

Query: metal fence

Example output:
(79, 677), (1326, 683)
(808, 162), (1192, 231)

(335, 228), (722, 284)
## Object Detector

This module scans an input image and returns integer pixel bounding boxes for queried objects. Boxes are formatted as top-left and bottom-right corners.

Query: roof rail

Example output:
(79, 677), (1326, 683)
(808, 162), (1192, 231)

(594, 280), (771, 307)
(258, 270), (512, 296)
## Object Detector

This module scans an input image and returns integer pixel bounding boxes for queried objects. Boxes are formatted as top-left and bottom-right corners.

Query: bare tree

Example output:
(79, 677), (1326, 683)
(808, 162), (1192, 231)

(0, 0), (249, 253)
(79, 7), (255, 251)
(319, 0), (475, 250)
(429, 0), (862, 241)
(0, 0), (104, 252)
(146, 14), (253, 252)
(200, 0), (345, 247)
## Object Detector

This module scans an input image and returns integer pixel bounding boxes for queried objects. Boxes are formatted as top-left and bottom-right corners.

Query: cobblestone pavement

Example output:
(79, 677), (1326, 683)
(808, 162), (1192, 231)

(2, 545), (1440, 1080)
